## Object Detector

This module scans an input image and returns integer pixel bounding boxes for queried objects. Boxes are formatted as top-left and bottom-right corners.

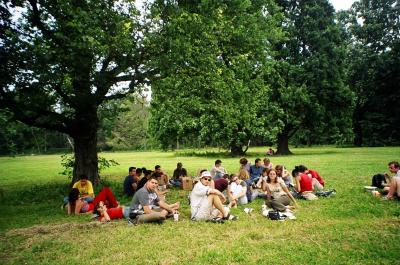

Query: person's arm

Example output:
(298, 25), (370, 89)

(74, 199), (84, 214)
(142, 205), (152, 214)
(227, 185), (234, 201)
(158, 200), (174, 213)
(208, 188), (226, 203)
(295, 176), (301, 192)
(67, 203), (73, 215)
(283, 185), (298, 207)
(98, 207), (110, 222)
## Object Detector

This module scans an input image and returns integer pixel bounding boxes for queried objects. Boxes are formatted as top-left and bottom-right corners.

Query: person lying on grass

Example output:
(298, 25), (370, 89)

(93, 201), (130, 222)
(263, 169), (298, 212)
(128, 176), (180, 224)
(67, 186), (119, 215)
(190, 171), (237, 222)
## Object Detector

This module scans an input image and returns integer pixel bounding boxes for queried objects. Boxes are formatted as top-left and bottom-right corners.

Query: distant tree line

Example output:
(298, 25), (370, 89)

(0, 0), (398, 183)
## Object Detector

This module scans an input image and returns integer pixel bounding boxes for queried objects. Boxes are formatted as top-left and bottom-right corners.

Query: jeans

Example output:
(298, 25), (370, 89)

(170, 179), (182, 187)
(63, 196), (93, 205)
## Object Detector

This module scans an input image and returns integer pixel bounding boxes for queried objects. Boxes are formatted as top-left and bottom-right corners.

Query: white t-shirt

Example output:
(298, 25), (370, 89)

(190, 182), (211, 220)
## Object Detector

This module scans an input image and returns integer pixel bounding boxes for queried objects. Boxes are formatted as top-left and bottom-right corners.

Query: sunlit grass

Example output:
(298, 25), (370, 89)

(0, 146), (399, 264)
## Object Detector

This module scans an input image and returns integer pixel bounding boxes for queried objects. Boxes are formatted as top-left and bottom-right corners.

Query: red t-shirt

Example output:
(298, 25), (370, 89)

(308, 169), (325, 187)
(99, 207), (124, 221)
(299, 173), (313, 193)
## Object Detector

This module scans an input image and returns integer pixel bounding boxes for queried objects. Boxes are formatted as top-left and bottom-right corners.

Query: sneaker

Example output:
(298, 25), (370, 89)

(228, 214), (238, 221)
(127, 218), (138, 226)
(207, 217), (225, 224)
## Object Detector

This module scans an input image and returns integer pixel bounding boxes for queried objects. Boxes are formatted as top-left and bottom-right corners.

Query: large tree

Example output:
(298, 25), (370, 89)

(148, 0), (284, 155)
(339, 0), (400, 146)
(0, 0), (148, 184)
(272, 0), (354, 154)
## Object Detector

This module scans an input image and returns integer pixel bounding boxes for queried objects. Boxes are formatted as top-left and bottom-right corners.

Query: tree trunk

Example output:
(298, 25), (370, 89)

(276, 127), (293, 155)
(70, 110), (100, 185)
(230, 144), (246, 156)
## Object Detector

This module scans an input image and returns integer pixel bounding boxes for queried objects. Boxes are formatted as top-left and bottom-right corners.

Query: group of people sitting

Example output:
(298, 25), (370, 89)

(64, 156), (339, 224)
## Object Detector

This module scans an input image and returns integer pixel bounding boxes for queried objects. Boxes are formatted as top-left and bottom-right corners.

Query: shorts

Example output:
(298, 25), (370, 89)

(192, 200), (229, 221)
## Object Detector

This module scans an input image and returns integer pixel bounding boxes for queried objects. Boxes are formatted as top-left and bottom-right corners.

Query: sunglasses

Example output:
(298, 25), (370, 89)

(202, 177), (212, 181)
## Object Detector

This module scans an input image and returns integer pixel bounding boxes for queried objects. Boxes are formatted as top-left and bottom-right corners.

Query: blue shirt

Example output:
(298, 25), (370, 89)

(249, 165), (263, 181)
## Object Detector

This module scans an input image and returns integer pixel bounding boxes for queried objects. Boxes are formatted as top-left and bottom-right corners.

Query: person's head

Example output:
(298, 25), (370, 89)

(297, 165), (307, 172)
(136, 168), (143, 177)
(68, 188), (80, 205)
(262, 167), (269, 176)
(388, 161), (400, 173)
(263, 157), (271, 165)
(144, 170), (152, 178)
(215, 159), (222, 166)
(152, 172), (161, 179)
(223, 173), (229, 179)
(200, 171), (212, 186)
(177, 162), (183, 169)
(275, 165), (283, 176)
(229, 174), (239, 183)
(198, 169), (207, 177)
(255, 158), (261, 167)
(79, 174), (89, 186)
(239, 157), (248, 166)
(155, 165), (161, 172)
(145, 176), (159, 191)
(292, 166), (301, 178)
(129, 167), (136, 175)
(238, 168), (249, 180)
(267, 169), (278, 183)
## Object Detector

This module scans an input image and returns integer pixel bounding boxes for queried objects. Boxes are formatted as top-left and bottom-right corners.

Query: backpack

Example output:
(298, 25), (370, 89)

(268, 210), (281, 220)
(371, 174), (386, 189)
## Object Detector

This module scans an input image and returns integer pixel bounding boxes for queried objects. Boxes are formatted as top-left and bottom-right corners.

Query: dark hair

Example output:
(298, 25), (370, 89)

(177, 162), (183, 168)
(79, 174), (88, 180)
(199, 169), (207, 175)
(292, 168), (300, 178)
(215, 159), (222, 165)
(155, 165), (161, 170)
(266, 169), (278, 183)
(68, 188), (80, 206)
(223, 173), (229, 179)
(141, 167), (147, 171)
(144, 170), (152, 177)
(93, 202), (102, 216)
(136, 168), (143, 175)
(129, 167), (136, 173)
(297, 165), (307, 172)
(262, 167), (269, 174)
(388, 161), (400, 169)
(239, 157), (248, 165)
(255, 158), (261, 164)
(152, 172), (161, 178)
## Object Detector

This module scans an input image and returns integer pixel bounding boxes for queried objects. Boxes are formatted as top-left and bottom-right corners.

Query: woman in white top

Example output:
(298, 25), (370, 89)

(264, 169), (298, 212)
(228, 174), (248, 208)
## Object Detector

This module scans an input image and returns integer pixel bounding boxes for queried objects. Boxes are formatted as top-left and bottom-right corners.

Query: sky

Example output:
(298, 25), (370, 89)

(329, 0), (356, 11)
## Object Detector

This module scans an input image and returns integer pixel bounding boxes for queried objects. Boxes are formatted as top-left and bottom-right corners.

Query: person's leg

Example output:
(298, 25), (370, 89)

(312, 179), (323, 191)
(237, 195), (248, 205)
(137, 211), (167, 223)
(93, 187), (118, 208)
(209, 194), (228, 218)
(271, 195), (290, 212)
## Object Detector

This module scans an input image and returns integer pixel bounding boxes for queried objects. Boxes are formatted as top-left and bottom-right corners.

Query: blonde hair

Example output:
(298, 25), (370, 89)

(238, 168), (249, 180)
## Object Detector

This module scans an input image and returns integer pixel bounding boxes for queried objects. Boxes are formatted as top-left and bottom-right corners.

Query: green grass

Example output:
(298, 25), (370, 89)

(0, 146), (399, 264)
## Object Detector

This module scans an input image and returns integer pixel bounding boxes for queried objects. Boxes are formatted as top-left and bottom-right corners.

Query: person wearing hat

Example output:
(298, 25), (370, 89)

(190, 171), (237, 222)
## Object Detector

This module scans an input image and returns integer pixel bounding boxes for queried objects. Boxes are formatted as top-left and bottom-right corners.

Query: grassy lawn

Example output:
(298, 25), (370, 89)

(0, 146), (399, 264)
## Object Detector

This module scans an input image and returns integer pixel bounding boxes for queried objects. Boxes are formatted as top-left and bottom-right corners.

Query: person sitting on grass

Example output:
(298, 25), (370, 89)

(275, 165), (293, 188)
(123, 167), (137, 197)
(264, 169), (298, 212)
(155, 165), (169, 190)
(214, 173), (229, 193)
(263, 157), (274, 170)
(228, 174), (248, 208)
(210, 159), (227, 180)
(239, 157), (251, 172)
(170, 162), (187, 187)
(298, 165), (325, 191)
(62, 174), (95, 208)
(190, 171), (237, 222)
(137, 170), (152, 191)
(292, 166), (317, 200)
(93, 201), (130, 222)
(386, 161), (400, 200)
(128, 176), (180, 224)
(249, 158), (264, 185)
(67, 186), (119, 215)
